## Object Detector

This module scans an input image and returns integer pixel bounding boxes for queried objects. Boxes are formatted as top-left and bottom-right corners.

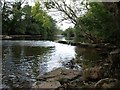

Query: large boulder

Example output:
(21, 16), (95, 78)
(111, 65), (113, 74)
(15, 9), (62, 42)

(33, 68), (82, 89)
(83, 66), (103, 81)
(37, 68), (82, 82)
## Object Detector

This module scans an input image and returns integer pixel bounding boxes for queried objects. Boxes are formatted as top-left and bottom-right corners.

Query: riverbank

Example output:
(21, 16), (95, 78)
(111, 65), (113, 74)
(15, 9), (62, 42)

(33, 67), (120, 89)
(1, 35), (42, 40)
(58, 40), (117, 51)
(1, 35), (118, 51)
(32, 49), (120, 89)
(2, 36), (120, 89)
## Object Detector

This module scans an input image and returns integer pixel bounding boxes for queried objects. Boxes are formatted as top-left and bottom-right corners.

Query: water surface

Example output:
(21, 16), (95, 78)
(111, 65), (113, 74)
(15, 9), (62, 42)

(2, 40), (76, 88)
(2, 39), (102, 89)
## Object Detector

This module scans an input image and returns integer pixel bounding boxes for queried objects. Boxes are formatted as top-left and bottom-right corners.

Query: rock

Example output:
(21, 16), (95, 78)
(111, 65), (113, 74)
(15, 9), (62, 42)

(58, 41), (68, 44)
(94, 78), (120, 88)
(37, 68), (82, 82)
(83, 66), (103, 81)
(33, 81), (61, 89)
(34, 68), (82, 89)
(63, 59), (82, 70)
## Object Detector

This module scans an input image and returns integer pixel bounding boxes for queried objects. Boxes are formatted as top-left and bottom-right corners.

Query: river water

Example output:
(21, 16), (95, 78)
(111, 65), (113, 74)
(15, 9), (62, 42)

(2, 38), (102, 89)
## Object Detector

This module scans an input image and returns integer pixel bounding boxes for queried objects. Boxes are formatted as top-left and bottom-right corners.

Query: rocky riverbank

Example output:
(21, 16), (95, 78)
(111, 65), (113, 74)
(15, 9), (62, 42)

(32, 49), (120, 89)
(32, 67), (120, 89)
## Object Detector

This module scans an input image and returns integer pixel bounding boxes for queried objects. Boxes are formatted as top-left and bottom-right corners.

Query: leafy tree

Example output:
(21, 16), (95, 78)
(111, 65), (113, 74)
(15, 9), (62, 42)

(77, 3), (117, 43)
(43, 0), (120, 44)
(62, 27), (75, 37)
(2, 1), (13, 34)
(2, 1), (58, 36)
(43, 0), (103, 43)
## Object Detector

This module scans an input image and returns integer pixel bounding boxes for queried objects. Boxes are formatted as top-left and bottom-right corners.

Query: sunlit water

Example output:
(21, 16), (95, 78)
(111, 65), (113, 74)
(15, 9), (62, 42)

(2, 39), (103, 89)
(2, 40), (77, 89)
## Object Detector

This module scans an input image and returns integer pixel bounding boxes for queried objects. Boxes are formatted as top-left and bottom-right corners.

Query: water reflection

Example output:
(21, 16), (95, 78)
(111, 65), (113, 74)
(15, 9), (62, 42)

(75, 47), (102, 68)
(2, 40), (103, 89)
(2, 40), (76, 88)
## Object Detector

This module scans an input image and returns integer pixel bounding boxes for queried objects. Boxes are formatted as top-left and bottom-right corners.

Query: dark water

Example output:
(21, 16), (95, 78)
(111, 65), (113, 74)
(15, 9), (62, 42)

(2, 38), (102, 89)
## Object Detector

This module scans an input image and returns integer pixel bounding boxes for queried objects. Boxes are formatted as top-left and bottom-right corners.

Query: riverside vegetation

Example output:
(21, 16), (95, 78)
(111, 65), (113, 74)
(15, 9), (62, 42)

(1, 0), (120, 89)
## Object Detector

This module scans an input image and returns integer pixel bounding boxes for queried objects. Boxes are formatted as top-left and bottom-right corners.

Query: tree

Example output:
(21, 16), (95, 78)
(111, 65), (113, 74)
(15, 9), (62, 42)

(2, 0), (26, 34)
(43, 0), (103, 43)
(102, 2), (120, 45)
(31, 1), (58, 36)
(62, 27), (75, 37)
(43, 0), (120, 44)
(2, 0), (58, 36)
(77, 2), (117, 43)
(2, 1), (12, 34)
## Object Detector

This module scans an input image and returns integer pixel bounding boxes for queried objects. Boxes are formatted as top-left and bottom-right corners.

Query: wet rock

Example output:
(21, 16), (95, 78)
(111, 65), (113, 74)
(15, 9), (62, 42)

(95, 78), (120, 88)
(63, 59), (82, 70)
(37, 68), (82, 82)
(83, 66), (103, 81)
(33, 81), (61, 89)
(58, 41), (68, 44)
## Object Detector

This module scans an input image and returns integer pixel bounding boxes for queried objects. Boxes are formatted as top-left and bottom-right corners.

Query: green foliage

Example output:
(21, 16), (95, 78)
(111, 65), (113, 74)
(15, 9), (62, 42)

(2, 1), (58, 36)
(76, 2), (117, 43)
(62, 27), (75, 37)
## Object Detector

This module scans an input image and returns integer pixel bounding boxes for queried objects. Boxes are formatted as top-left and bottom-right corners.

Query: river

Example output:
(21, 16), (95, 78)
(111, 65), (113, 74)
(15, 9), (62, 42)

(2, 37), (102, 89)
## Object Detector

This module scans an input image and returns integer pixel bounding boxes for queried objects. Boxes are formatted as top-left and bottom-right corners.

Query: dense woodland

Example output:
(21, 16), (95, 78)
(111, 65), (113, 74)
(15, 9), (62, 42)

(1, 0), (120, 45)
(61, 2), (120, 45)
(2, 1), (59, 36)
(1, 0), (120, 89)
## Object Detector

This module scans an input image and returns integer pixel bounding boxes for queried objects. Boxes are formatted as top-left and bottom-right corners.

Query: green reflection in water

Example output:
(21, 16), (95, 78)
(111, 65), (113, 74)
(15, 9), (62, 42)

(2, 45), (53, 88)
(75, 46), (102, 68)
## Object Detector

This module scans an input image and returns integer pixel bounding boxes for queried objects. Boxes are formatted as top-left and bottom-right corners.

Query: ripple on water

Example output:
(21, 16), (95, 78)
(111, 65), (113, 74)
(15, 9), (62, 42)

(2, 40), (77, 89)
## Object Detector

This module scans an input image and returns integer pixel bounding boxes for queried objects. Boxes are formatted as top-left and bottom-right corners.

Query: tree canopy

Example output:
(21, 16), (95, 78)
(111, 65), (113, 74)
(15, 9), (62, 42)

(44, 0), (120, 44)
(2, 0), (120, 45)
(2, 0), (58, 36)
